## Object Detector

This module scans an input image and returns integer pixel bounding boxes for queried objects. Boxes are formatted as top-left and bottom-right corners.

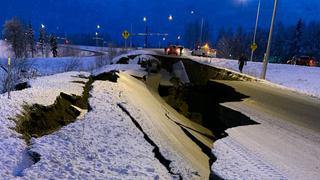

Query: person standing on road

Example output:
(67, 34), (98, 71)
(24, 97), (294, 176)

(238, 53), (247, 73)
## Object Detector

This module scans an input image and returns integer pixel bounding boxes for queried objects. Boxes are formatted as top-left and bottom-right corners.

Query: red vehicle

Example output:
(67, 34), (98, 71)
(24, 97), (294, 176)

(287, 56), (318, 66)
(164, 45), (183, 56)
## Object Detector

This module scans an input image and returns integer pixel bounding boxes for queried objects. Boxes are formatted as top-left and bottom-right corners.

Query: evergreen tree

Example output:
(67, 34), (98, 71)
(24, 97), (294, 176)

(271, 22), (288, 62)
(26, 22), (35, 57)
(302, 21), (320, 58)
(49, 34), (58, 57)
(289, 19), (304, 57)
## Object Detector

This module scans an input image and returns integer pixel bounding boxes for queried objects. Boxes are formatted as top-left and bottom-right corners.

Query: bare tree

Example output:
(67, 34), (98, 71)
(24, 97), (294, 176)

(216, 28), (234, 58)
(2, 17), (27, 59)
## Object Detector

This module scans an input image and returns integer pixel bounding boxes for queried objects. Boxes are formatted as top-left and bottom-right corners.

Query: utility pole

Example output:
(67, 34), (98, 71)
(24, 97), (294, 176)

(261, 0), (278, 79)
(250, 0), (261, 61)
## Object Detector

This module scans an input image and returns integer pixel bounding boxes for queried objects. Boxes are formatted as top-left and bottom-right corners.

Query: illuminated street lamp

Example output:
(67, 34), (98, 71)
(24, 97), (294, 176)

(41, 24), (45, 29)
(261, 0), (278, 79)
(95, 24), (102, 47)
(143, 17), (148, 48)
(168, 15), (173, 21)
(190, 10), (204, 47)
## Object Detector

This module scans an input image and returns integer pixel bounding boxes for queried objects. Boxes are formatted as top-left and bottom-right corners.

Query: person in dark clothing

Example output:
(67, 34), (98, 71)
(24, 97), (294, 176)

(238, 54), (247, 73)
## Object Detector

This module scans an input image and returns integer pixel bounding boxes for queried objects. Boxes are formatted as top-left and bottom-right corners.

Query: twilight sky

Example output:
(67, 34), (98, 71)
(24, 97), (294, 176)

(1, 0), (320, 43)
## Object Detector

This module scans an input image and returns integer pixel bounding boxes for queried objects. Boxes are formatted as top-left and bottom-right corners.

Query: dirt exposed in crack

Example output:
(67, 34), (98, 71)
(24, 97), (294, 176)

(15, 77), (94, 144)
(159, 80), (259, 139)
(14, 70), (118, 143)
(13, 71), (120, 176)
(117, 103), (183, 179)
(159, 79), (259, 180)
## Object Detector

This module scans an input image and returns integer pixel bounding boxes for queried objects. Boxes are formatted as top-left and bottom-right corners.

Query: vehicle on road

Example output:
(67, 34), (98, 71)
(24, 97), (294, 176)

(191, 43), (217, 57)
(287, 55), (318, 66)
(164, 45), (184, 56)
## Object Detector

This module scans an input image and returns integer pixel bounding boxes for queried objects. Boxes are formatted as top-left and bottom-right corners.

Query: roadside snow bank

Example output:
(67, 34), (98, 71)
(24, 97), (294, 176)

(0, 72), (88, 178)
(191, 56), (320, 98)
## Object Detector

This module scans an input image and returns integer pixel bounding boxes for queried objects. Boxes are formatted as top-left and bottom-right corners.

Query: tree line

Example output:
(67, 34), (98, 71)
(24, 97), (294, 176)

(2, 17), (58, 59)
(184, 19), (320, 63)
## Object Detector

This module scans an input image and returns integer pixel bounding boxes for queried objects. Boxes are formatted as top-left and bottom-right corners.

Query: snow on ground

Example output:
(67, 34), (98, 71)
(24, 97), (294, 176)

(111, 50), (155, 64)
(93, 64), (146, 78)
(0, 40), (11, 59)
(22, 79), (172, 179)
(0, 72), (88, 178)
(0, 56), (98, 76)
(0, 61), (212, 179)
(115, 73), (212, 179)
(189, 56), (320, 98)
(212, 102), (320, 179)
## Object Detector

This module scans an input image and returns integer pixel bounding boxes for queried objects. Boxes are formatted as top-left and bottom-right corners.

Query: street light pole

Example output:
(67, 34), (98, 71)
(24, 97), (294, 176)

(168, 14), (173, 44)
(261, 0), (278, 79)
(250, 0), (261, 61)
(95, 32), (99, 48)
(199, 18), (204, 46)
(143, 17), (148, 48)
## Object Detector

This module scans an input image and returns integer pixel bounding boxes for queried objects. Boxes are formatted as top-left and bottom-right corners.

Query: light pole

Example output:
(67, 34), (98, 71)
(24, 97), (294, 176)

(95, 32), (99, 48)
(190, 10), (204, 47)
(199, 18), (204, 47)
(40, 24), (46, 57)
(250, 0), (261, 61)
(167, 14), (173, 44)
(261, 0), (278, 79)
(143, 17), (148, 48)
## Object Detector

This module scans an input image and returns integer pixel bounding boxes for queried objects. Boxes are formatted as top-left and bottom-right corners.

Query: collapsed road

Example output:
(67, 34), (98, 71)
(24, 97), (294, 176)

(140, 50), (320, 179)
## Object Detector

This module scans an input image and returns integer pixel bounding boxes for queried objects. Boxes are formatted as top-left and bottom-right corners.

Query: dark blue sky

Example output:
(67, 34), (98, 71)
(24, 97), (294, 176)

(1, 0), (320, 43)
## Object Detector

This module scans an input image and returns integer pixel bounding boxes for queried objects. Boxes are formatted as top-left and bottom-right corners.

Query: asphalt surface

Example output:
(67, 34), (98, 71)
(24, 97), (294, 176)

(214, 80), (320, 133)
